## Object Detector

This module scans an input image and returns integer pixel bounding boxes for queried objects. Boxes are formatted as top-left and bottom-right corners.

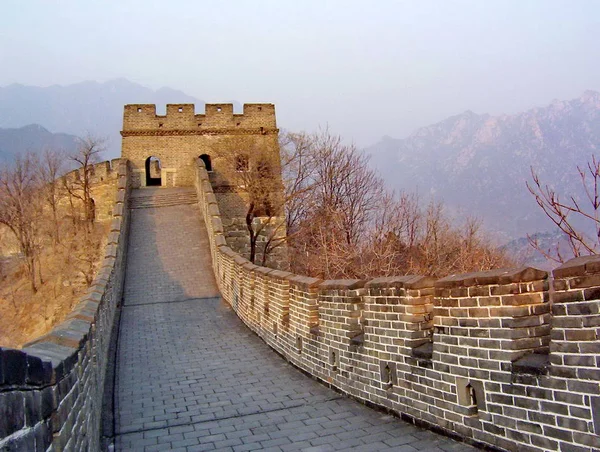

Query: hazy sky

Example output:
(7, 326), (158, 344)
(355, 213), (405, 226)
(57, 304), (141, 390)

(1, 0), (599, 146)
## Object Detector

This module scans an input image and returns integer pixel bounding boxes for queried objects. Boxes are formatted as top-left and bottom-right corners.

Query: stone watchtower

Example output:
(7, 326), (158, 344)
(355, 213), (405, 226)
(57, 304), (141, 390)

(120, 103), (287, 268)
(120, 103), (279, 188)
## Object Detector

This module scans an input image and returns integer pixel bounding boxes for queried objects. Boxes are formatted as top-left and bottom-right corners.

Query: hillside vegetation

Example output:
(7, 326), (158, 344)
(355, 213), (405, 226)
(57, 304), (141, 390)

(0, 141), (110, 348)
(0, 222), (107, 347)
(280, 130), (514, 279)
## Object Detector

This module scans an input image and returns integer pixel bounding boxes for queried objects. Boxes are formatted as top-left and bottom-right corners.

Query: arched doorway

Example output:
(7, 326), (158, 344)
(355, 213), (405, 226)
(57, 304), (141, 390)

(145, 156), (162, 186)
(88, 198), (96, 222)
(199, 154), (212, 172)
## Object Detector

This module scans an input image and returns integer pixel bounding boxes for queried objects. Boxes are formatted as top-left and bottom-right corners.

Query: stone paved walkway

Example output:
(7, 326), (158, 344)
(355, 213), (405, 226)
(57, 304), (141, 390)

(114, 188), (477, 452)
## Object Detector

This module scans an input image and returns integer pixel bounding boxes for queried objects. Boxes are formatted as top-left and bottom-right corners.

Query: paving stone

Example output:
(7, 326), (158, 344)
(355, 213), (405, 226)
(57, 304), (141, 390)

(113, 191), (477, 451)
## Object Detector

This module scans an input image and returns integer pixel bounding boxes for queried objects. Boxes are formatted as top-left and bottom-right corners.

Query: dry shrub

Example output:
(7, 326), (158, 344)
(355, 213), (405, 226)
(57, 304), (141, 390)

(0, 141), (108, 348)
(0, 219), (108, 348)
(282, 130), (512, 280)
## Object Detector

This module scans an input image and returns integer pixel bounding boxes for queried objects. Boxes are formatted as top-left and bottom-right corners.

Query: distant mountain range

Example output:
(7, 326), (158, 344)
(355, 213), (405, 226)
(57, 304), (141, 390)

(2, 79), (599, 255)
(0, 124), (80, 163)
(0, 79), (206, 158)
(368, 90), (600, 243)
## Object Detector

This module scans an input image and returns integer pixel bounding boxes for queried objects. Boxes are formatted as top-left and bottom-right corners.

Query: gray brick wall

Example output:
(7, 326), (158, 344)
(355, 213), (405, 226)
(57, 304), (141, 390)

(195, 159), (600, 452)
(0, 160), (131, 452)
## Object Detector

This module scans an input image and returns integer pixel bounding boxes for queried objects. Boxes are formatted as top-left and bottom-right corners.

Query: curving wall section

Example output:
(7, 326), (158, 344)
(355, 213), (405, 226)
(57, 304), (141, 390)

(195, 159), (600, 452)
(59, 159), (124, 222)
(0, 160), (131, 451)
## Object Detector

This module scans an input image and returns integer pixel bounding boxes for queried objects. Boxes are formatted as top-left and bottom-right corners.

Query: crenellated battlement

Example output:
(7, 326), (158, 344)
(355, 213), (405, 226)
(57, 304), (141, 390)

(194, 158), (600, 452)
(121, 103), (277, 134)
(120, 102), (281, 190)
(59, 158), (124, 221)
(61, 158), (123, 184)
(0, 161), (131, 451)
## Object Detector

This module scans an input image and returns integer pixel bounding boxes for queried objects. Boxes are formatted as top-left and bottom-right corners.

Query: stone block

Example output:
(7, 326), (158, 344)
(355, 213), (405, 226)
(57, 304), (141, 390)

(553, 254), (600, 278)
(512, 353), (549, 375)
(21, 343), (77, 380)
(110, 217), (122, 232)
(41, 387), (56, 419)
(437, 267), (547, 288)
(34, 421), (52, 451)
(1, 430), (36, 451)
(115, 189), (126, 204)
(105, 243), (118, 259)
(591, 397), (600, 436)
(112, 203), (124, 217)
(365, 275), (434, 290)
(26, 354), (53, 386)
(0, 392), (25, 437)
(24, 390), (42, 426)
(286, 274), (322, 289)
(3, 348), (27, 385)
(412, 342), (433, 360)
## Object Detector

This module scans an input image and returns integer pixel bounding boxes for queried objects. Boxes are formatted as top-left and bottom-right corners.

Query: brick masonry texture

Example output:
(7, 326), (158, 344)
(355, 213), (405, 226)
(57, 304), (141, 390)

(3, 103), (600, 451)
(59, 159), (123, 222)
(120, 103), (278, 190)
(195, 159), (600, 452)
(114, 188), (472, 452)
(121, 103), (287, 269)
(0, 160), (131, 451)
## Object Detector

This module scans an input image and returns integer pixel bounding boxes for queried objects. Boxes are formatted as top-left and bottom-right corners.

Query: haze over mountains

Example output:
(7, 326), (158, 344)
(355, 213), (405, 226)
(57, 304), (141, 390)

(368, 90), (600, 243)
(0, 79), (205, 157)
(1, 79), (599, 252)
(0, 124), (80, 162)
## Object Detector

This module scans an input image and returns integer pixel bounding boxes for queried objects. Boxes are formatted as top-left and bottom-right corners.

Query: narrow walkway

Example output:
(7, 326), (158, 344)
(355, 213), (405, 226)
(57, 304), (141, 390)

(114, 188), (476, 452)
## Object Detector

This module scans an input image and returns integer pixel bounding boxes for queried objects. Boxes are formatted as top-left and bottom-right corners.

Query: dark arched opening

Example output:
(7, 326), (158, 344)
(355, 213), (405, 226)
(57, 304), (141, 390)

(88, 198), (96, 223)
(468, 384), (478, 408)
(145, 156), (162, 186)
(199, 154), (212, 172)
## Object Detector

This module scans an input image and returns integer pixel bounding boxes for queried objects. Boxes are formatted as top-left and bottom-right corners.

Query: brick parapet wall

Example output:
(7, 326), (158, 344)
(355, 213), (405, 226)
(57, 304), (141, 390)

(0, 160), (131, 452)
(60, 158), (123, 222)
(194, 159), (600, 451)
(121, 103), (279, 189)
(122, 103), (277, 132)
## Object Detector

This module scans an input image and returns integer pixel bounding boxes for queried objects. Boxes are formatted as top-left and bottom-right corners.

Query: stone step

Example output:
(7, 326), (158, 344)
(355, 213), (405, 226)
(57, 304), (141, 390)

(129, 191), (198, 209)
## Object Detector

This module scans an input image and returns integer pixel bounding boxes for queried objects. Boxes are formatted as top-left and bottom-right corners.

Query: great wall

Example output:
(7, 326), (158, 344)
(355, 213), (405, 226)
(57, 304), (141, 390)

(0, 104), (598, 452)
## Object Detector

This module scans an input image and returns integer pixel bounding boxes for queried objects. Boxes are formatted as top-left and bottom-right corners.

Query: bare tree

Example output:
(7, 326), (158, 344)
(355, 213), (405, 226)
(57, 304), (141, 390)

(280, 131), (319, 233)
(281, 128), (511, 279)
(64, 135), (105, 229)
(220, 127), (510, 277)
(282, 129), (386, 277)
(219, 138), (285, 265)
(308, 130), (384, 246)
(0, 154), (44, 291)
(527, 157), (600, 263)
(37, 148), (65, 244)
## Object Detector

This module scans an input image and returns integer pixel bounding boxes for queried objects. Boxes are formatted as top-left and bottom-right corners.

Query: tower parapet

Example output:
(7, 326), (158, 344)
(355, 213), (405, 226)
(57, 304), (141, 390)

(122, 103), (277, 135)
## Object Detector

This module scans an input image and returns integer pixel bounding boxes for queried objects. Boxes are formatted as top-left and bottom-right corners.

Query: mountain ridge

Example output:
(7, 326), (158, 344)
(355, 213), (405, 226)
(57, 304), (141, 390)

(0, 79), (207, 157)
(368, 90), (600, 242)
(0, 124), (80, 162)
